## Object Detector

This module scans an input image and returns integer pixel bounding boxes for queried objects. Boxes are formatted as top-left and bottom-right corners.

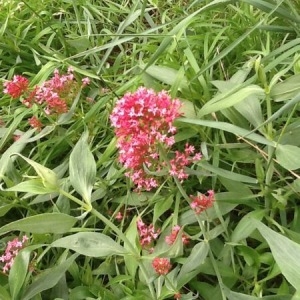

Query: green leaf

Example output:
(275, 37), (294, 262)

(231, 210), (265, 243)
(11, 153), (59, 191)
(270, 74), (300, 102)
(199, 161), (258, 184)
(153, 195), (173, 224)
(6, 179), (55, 194)
(177, 242), (209, 288)
(276, 144), (300, 170)
(69, 131), (96, 204)
(21, 253), (79, 300)
(0, 213), (77, 235)
(51, 232), (127, 257)
(0, 286), (11, 300)
(256, 221), (300, 290)
(9, 248), (31, 299)
(9, 245), (41, 300)
(0, 127), (34, 183)
(177, 118), (274, 147)
(198, 85), (264, 118)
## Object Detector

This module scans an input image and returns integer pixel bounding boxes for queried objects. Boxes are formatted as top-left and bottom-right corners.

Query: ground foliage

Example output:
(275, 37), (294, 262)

(1, 0), (300, 299)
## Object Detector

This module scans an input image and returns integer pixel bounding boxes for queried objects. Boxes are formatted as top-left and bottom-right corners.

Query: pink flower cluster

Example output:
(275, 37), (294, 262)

(165, 225), (189, 245)
(152, 257), (172, 275)
(0, 235), (28, 273)
(3, 75), (29, 98)
(110, 87), (201, 191)
(137, 218), (160, 248)
(3, 68), (90, 130)
(190, 190), (215, 214)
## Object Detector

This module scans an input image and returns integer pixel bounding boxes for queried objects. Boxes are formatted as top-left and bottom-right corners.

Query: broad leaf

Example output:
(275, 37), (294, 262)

(11, 153), (59, 191)
(0, 213), (77, 235)
(276, 144), (300, 170)
(177, 242), (209, 288)
(69, 131), (96, 204)
(52, 232), (127, 257)
(256, 221), (300, 290)
(21, 253), (79, 300)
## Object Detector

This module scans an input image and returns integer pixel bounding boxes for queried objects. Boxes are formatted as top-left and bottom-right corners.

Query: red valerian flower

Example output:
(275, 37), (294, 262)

(3, 75), (29, 98)
(152, 257), (172, 275)
(110, 87), (202, 191)
(190, 190), (215, 214)
(165, 225), (189, 245)
(28, 116), (42, 130)
(0, 236), (28, 273)
(137, 218), (160, 248)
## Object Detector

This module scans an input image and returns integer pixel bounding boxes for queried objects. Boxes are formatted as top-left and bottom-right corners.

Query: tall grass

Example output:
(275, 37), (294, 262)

(1, 0), (300, 299)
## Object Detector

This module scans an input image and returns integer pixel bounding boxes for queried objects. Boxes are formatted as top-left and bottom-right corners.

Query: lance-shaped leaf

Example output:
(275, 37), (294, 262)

(69, 131), (96, 204)
(52, 232), (127, 257)
(21, 253), (79, 300)
(11, 153), (59, 191)
(0, 213), (77, 235)
(256, 221), (300, 290)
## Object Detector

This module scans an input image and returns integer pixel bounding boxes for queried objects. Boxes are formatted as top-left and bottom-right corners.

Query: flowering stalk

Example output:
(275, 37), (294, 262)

(110, 87), (201, 191)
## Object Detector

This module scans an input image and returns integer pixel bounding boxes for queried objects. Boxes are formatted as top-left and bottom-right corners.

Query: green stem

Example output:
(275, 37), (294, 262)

(60, 189), (158, 298)
(174, 178), (226, 300)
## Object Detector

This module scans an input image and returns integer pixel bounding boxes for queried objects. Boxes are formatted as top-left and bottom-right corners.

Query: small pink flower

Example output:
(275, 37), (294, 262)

(152, 257), (172, 275)
(82, 77), (90, 86)
(115, 212), (123, 221)
(190, 190), (215, 214)
(0, 236), (28, 273)
(165, 225), (189, 245)
(28, 116), (42, 130)
(137, 218), (160, 248)
(3, 75), (29, 98)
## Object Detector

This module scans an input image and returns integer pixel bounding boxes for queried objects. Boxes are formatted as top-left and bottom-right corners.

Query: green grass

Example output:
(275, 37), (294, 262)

(1, 0), (300, 299)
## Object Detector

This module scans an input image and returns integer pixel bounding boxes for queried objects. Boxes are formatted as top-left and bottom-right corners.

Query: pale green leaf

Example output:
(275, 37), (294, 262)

(256, 221), (300, 290)
(177, 242), (209, 288)
(21, 253), (79, 300)
(11, 153), (59, 191)
(198, 85), (264, 118)
(276, 144), (300, 170)
(69, 131), (96, 204)
(0, 213), (77, 235)
(52, 232), (127, 257)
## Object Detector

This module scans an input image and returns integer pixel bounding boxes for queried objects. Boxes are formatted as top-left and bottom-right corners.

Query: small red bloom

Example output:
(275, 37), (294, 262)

(190, 190), (215, 214)
(28, 116), (42, 130)
(165, 225), (189, 245)
(3, 75), (29, 98)
(152, 257), (172, 275)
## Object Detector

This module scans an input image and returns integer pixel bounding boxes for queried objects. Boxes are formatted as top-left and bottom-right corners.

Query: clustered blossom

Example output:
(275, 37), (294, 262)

(0, 236), (28, 273)
(28, 116), (42, 130)
(190, 190), (215, 214)
(110, 87), (201, 191)
(165, 225), (189, 245)
(3, 75), (29, 98)
(152, 257), (172, 275)
(137, 218), (160, 248)
(3, 68), (90, 129)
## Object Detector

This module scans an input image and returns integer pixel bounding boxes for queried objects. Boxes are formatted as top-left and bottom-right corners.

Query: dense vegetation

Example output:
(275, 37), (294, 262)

(1, 0), (300, 299)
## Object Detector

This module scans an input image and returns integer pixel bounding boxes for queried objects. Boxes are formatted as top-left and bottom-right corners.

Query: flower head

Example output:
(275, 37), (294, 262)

(28, 116), (42, 130)
(165, 225), (189, 245)
(190, 190), (215, 214)
(3, 75), (29, 98)
(110, 87), (201, 191)
(137, 218), (160, 248)
(0, 236), (28, 273)
(152, 257), (172, 275)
